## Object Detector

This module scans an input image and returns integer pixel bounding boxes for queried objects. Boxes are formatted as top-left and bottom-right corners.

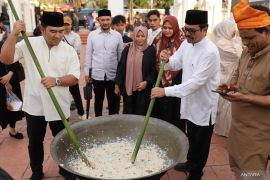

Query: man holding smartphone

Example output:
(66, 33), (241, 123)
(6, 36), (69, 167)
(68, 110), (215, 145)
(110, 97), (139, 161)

(218, 1), (270, 177)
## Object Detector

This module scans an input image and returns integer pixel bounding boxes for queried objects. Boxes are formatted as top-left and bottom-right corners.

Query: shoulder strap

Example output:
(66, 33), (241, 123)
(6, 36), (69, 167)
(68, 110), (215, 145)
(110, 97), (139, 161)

(63, 36), (72, 47)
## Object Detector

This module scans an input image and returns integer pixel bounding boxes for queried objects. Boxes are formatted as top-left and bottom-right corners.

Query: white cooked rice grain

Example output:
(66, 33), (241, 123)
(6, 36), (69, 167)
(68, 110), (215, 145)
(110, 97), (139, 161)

(68, 138), (172, 179)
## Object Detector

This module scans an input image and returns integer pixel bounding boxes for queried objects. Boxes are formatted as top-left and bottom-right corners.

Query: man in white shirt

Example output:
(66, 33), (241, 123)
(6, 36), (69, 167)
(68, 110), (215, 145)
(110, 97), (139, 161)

(151, 10), (220, 180)
(63, 16), (81, 55)
(63, 16), (86, 120)
(0, 12), (80, 180)
(84, 9), (123, 117)
(147, 10), (162, 45)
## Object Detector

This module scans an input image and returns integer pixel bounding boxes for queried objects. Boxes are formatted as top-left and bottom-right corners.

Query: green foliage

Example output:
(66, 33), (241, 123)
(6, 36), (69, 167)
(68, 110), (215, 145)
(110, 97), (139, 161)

(133, 0), (148, 8)
(95, 0), (108, 8)
(155, 0), (174, 8)
(132, 0), (174, 8)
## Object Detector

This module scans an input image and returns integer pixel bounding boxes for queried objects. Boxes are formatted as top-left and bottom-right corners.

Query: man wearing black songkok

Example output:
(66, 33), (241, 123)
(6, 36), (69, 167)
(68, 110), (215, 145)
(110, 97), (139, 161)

(84, 9), (123, 117)
(151, 10), (220, 180)
(1, 12), (80, 180)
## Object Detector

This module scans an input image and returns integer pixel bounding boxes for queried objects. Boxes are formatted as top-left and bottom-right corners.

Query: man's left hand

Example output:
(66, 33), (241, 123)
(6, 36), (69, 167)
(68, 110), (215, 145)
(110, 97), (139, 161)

(151, 87), (165, 98)
(222, 91), (248, 102)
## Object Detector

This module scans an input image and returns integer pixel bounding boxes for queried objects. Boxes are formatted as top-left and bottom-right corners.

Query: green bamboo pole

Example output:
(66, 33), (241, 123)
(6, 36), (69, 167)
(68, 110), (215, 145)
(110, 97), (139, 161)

(7, 0), (93, 168)
(131, 60), (166, 164)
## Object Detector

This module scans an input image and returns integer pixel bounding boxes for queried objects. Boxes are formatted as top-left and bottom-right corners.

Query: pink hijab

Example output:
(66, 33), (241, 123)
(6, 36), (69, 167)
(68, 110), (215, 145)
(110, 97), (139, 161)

(125, 26), (148, 96)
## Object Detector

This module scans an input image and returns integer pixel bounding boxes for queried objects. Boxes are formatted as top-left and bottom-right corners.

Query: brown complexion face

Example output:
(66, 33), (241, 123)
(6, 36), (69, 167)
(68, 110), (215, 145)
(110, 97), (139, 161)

(135, 30), (146, 46)
(162, 21), (174, 38)
(239, 28), (270, 56)
(98, 16), (112, 31)
(41, 26), (65, 48)
(113, 22), (125, 35)
(64, 23), (72, 34)
(182, 24), (207, 44)
(147, 15), (160, 31)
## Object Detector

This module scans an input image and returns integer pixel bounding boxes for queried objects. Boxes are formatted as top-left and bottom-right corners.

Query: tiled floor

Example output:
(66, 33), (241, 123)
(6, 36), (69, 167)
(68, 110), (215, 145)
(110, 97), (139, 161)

(0, 43), (266, 180)
(0, 118), (233, 180)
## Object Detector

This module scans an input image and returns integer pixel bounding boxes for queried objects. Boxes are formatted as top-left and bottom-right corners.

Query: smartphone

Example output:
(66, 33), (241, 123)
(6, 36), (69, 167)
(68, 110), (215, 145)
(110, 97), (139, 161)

(211, 90), (228, 96)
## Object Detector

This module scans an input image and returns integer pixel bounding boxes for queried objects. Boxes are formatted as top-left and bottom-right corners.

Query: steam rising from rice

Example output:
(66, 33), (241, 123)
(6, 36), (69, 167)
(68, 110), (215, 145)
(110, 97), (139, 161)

(67, 138), (172, 179)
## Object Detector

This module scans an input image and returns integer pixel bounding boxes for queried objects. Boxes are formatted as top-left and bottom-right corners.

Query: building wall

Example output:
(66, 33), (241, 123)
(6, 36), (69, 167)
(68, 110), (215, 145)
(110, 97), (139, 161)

(7, 0), (36, 33)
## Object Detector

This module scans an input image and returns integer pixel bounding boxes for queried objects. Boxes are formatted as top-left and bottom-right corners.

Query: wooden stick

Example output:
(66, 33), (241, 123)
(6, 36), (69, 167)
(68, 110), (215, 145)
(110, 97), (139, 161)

(131, 60), (166, 163)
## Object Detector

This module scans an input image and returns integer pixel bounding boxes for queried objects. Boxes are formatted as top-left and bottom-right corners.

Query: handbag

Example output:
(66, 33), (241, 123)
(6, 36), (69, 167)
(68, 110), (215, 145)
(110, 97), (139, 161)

(17, 62), (25, 82)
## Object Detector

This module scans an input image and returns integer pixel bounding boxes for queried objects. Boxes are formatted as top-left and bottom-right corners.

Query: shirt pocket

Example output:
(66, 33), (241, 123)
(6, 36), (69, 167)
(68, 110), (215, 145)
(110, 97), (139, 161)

(245, 71), (270, 95)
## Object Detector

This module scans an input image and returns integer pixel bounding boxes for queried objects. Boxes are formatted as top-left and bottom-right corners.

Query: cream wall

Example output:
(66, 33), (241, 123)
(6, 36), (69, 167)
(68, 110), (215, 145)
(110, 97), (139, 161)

(7, 0), (36, 33)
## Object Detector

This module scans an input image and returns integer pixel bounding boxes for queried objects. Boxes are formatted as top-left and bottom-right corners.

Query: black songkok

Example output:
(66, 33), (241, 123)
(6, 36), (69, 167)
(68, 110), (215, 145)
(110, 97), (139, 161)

(41, 11), (64, 27)
(98, 9), (111, 17)
(185, 10), (208, 25)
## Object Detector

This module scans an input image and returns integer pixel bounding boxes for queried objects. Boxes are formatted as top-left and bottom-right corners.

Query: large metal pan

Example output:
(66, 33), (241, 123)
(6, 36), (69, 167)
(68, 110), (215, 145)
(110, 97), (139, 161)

(51, 115), (189, 180)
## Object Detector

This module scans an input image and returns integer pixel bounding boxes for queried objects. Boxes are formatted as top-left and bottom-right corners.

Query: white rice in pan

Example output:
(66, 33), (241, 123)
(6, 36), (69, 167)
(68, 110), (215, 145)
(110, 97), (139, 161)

(67, 138), (172, 179)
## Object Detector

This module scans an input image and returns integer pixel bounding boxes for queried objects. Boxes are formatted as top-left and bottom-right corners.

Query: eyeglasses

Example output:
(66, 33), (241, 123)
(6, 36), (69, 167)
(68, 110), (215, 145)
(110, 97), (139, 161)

(182, 27), (201, 35)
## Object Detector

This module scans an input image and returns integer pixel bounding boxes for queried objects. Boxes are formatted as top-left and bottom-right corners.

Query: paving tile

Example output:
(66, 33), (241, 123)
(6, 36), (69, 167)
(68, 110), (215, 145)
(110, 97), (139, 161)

(167, 169), (187, 180)
(0, 136), (29, 179)
(202, 167), (218, 180)
(160, 172), (170, 180)
(211, 165), (234, 180)
(211, 133), (227, 148)
(206, 143), (229, 166)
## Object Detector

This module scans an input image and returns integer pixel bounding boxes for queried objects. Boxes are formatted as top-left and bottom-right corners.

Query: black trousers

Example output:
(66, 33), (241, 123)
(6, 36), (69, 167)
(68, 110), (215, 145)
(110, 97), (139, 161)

(92, 79), (117, 117)
(123, 90), (150, 116)
(25, 113), (73, 177)
(153, 96), (186, 133)
(186, 119), (214, 179)
(69, 84), (84, 116)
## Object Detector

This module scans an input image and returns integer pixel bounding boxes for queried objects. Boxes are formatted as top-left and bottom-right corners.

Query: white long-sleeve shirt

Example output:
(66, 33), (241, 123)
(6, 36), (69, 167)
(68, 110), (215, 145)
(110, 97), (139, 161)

(164, 38), (220, 126)
(14, 36), (80, 121)
(147, 27), (162, 45)
(84, 28), (123, 80)
(63, 31), (81, 56)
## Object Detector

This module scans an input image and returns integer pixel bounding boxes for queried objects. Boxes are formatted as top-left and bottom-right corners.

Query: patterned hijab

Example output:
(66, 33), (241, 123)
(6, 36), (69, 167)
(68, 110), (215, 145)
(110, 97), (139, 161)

(153, 16), (185, 87)
(125, 26), (148, 96)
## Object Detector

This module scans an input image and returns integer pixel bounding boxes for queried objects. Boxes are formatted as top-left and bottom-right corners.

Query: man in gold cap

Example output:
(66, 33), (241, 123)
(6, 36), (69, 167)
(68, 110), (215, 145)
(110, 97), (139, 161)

(218, 0), (270, 178)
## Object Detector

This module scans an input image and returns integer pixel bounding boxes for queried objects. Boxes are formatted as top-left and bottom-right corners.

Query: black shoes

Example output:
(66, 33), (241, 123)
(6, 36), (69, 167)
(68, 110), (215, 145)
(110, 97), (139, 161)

(9, 132), (24, 139)
(59, 168), (77, 180)
(174, 162), (191, 172)
(30, 172), (44, 180)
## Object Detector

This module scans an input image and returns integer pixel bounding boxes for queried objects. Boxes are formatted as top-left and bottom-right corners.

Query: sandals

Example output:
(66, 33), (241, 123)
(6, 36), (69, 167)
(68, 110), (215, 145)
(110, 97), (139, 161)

(9, 132), (24, 139)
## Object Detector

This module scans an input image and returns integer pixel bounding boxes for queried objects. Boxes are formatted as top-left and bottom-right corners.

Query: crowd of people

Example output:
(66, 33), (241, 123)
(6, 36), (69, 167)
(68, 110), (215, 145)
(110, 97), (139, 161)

(0, 0), (269, 179)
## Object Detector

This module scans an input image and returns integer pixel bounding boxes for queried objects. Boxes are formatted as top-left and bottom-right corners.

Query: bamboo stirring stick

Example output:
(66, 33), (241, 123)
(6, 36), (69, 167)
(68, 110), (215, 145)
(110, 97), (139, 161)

(131, 42), (172, 164)
(7, 0), (94, 168)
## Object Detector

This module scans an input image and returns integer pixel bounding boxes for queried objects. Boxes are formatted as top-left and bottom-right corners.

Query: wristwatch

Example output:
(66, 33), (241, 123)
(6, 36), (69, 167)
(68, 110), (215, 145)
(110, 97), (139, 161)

(55, 78), (61, 86)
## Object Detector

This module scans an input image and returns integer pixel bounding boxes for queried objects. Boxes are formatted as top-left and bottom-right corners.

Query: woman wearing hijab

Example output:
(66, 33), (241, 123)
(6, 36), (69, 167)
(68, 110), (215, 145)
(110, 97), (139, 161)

(211, 19), (242, 137)
(115, 26), (157, 115)
(152, 16), (185, 131)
